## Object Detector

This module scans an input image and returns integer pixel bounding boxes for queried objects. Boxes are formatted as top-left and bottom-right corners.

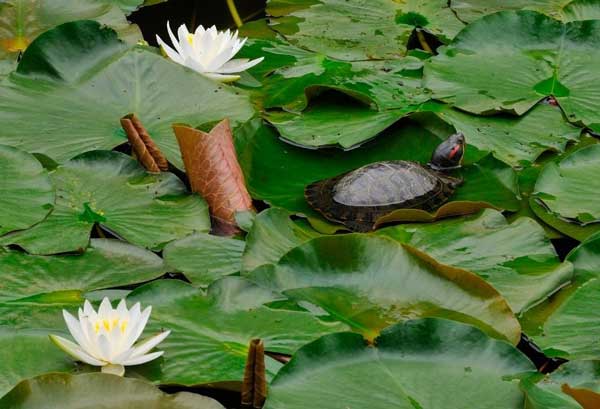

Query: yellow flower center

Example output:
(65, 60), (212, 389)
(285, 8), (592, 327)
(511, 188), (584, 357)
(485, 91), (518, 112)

(187, 33), (194, 45)
(93, 318), (128, 334)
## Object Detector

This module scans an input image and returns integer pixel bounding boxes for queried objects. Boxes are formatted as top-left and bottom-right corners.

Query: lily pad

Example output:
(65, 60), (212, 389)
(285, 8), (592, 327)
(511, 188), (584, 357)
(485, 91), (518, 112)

(0, 20), (255, 168)
(0, 328), (75, 398)
(242, 208), (322, 272)
(419, 103), (582, 167)
(264, 318), (534, 409)
(378, 209), (573, 313)
(0, 151), (210, 255)
(451, 0), (600, 24)
(266, 0), (475, 59)
(0, 144), (54, 235)
(425, 10), (600, 130)
(567, 231), (600, 282)
(530, 279), (600, 360)
(0, 239), (165, 302)
(0, 373), (225, 409)
(126, 277), (347, 386)
(246, 234), (520, 343)
(0, 0), (142, 79)
(236, 119), (519, 223)
(533, 144), (600, 225)
(163, 233), (246, 286)
(521, 375), (584, 409)
(242, 37), (428, 112)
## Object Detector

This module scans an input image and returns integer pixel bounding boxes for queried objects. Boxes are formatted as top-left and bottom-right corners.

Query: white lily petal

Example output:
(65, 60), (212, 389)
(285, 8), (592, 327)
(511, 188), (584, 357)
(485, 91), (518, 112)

(216, 57), (264, 74)
(102, 363), (125, 376)
(83, 300), (96, 320)
(121, 350), (164, 366)
(129, 330), (171, 359)
(156, 35), (184, 64)
(167, 21), (183, 55)
(203, 72), (241, 82)
(49, 335), (104, 366)
(230, 36), (247, 57)
(97, 333), (113, 361)
(204, 47), (237, 72)
(98, 297), (112, 319)
(63, 310), (87, 347)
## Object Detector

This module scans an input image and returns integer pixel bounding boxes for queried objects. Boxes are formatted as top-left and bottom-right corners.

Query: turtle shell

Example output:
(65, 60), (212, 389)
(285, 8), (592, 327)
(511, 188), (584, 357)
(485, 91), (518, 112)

(305, 161), (458, 232)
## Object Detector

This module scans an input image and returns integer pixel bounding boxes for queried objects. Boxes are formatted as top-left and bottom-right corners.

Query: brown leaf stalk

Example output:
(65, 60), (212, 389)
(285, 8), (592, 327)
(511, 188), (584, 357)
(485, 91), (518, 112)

(241, 339), (267, 408)
(121, 114), (169, 172)
(173, 119), (254, 236)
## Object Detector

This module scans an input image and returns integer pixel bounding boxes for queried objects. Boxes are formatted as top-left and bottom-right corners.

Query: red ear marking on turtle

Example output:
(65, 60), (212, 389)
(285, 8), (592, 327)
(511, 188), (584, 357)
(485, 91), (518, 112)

(448, 144), (461, 159)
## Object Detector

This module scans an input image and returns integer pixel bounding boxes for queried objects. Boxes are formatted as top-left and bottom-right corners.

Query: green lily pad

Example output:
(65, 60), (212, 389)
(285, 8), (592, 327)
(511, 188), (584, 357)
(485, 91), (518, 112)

(0, 144), (54, 235)
(0, 151), (210, 255)
(126, 277), (347, 386)
(0, 0), (143, 79)
(530, 278), (600, 360)
(452, 0), (600, 24)
(266, 0), (475, 59)
(533, 144), (600, 225)
(567, 231), (600, 282)
(0, 328), (75, 398)
(0, 373), (225, 409)
(425, 10), (600, 130)
(521, 375), (584, 409)
(522, 360), (600, 409)
(242, 208), (321, 272)
(246, 234), (520, 343)
(0, 20), (255, 168)
(264, 318), (534, 409)
(236, 119), (519, 223)
(0, 239), (165, 302)
(419, 103), (582, 167)
(241, 37), (428, 112)
(378, 209), (573, 313)
(163, 233), (246, 286)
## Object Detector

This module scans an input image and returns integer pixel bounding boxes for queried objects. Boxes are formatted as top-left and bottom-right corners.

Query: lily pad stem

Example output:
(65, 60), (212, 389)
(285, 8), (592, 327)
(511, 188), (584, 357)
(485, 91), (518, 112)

(416, 29), (433, 54)
(226, 0), (243, 28)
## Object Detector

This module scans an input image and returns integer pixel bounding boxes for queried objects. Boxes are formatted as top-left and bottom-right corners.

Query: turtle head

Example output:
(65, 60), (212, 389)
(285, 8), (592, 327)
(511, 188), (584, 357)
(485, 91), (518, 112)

(429, 132), (465, 172)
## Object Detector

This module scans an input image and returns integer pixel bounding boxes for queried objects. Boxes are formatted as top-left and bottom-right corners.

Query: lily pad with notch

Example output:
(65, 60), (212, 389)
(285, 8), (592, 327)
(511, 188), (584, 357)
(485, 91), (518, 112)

(0, 151), (210, 255)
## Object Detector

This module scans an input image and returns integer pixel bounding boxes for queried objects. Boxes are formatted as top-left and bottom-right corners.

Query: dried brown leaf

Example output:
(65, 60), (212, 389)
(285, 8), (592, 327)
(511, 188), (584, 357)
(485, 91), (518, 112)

(174, 119), (254, 236)
(121, 114), (169, 172)
(242, 339), (267, 408)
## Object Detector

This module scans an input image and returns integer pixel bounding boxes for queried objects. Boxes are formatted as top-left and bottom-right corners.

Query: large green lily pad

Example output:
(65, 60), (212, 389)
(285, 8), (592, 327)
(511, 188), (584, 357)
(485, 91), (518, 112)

(0, 144), (54, 235)
(0, 1), (142, 78)
(530, 278), (600, 360)
(0, 151), (210, 255)
(425, 10), (600, 131)
(0, 239), (165, 302)
(126, 277), (347, 386)
(266, 0), (475, 58)
(163, 233), (246, 287)
(0, 373), (225, 409)
(521, 375), (584, 409)
(533, 144), (600, 225)
(451, 0), (600, 24)
(418, 103), (582, 167)
(0, 20), (255, 168)
(0, 328), (75, 398)
(246, 234), (520, 343)
(241, 38), (428, 112)
(236, 119), (519, 223)
(378, 209), (573, 313)
(242, 208), (321, 272)
(264, 318), (534, 409)
(567, 231), (600, 282)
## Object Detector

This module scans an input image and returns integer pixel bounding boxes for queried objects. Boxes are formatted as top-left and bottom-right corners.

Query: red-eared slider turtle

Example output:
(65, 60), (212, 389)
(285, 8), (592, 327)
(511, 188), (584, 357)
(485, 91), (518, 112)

(305, 133), (465, 232)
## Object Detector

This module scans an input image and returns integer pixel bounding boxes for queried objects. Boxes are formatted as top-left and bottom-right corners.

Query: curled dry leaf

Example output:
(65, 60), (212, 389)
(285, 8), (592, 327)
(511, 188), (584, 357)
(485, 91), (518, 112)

(120, 114), (169, 172)
(241, 339), (267, 409)
(174, 119), (254, 235)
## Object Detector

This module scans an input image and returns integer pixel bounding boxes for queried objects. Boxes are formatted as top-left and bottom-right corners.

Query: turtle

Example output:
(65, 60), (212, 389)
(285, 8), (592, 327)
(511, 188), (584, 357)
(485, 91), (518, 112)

(305, 132), (466, 232)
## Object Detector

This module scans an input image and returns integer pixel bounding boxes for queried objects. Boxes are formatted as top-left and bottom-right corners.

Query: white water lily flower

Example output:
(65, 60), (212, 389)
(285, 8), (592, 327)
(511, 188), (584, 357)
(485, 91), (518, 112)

(49, 298), (170, 376)
(156, 22), (264, 82)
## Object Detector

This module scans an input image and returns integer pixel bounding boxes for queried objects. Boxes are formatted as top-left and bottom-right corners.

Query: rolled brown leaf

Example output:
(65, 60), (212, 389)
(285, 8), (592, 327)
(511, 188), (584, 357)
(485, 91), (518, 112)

(121, 117), (160, 172)
(127, 114), (169, 171)
(174, 119), (254, 236)
(241, 339), (267, 408)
